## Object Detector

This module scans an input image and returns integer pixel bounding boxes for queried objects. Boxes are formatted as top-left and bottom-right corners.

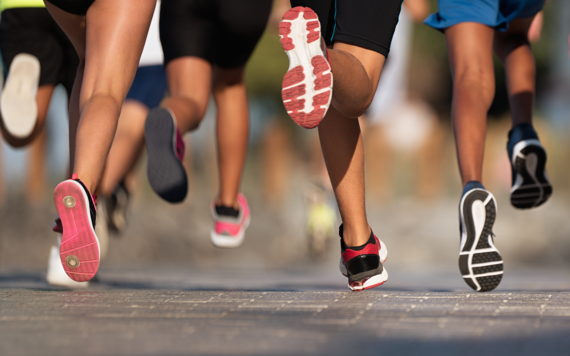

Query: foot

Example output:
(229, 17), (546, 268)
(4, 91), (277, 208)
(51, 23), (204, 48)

(0, 53), (40, 138)
(145, 107), (188, 203)
(507, 123), (552, 209)
(459, 182), (503, 292)
(210, 194), (251, 248)
(46, 236), (89, 288)
(279, 6), (332, 129)
(338, 225), (388, 291)
(53, 174), (100, 282)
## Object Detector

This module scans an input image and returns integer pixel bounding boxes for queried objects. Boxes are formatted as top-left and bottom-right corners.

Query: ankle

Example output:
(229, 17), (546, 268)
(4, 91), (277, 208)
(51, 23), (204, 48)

(341, 224), (371, 247)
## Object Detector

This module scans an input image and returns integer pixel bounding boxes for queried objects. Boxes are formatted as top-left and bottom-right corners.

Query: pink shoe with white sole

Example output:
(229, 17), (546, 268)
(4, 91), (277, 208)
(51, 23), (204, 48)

(279, 6), (332, 129)
(210, 194), (251, 248)
(53, 174), (100, 282)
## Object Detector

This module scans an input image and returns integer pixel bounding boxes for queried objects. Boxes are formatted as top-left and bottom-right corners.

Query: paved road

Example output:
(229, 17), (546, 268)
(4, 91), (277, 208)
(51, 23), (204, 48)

(1, 267), (569, 356)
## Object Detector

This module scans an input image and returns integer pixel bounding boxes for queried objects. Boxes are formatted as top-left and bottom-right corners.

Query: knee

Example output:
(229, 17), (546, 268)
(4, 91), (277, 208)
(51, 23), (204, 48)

(454, 67), (495, 102)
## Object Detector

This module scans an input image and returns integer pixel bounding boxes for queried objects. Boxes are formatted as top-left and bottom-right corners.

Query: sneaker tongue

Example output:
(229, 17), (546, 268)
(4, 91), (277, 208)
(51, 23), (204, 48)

(215, 205), (239, 218)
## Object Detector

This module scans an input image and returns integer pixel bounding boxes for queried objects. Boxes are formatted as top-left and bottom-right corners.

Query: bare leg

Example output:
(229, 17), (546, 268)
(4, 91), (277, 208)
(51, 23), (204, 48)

(212, 66), (248, 209)
(161, 57), (211, 133)
(0, 85), (54, 147)
(494, 17), (536, 128)
(445, 23), (495, 187)
(318, 43), (385, 247)
(99, 100), (147, 195)
(45, 0), (156, 193)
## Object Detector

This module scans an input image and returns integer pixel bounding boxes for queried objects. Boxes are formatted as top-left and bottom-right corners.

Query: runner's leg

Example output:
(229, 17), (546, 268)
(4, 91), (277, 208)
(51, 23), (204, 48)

(99, 100), (147, 196)
(161, 58), (211, 133)
(494, 17), (536, 128)
(445, 23), (495, 187)
(45, 0), (155, 193)
(212, 65), (248, 209)
(319, 44), (385, 247)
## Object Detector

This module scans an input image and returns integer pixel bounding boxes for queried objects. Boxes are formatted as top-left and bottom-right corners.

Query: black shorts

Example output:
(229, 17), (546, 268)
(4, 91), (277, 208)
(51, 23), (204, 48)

(160, 0), (272, 68)
(290, 0), (403, 57)
(0, 7), (79, 94)
(46, 0), (95, 16)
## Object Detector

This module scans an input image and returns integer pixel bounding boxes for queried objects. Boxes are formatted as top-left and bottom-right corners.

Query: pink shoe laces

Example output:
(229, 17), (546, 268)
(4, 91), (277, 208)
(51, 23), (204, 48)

(175, 130), (185, 162)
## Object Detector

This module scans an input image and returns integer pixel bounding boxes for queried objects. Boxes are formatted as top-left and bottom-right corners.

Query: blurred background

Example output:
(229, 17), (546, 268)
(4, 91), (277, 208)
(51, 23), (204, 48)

(1, 0), (570, 279)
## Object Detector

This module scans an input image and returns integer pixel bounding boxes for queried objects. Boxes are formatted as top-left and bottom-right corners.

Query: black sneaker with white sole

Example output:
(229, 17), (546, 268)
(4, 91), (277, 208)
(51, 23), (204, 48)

(458, 181), (503, 292)
(507, 123), (552, 209)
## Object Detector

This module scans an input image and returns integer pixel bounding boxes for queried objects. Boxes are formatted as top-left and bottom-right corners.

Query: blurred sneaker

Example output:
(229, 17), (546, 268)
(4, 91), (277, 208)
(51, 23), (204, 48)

(53, 174), (100, 282)
(145, 107), (188, 203)
(105, 182), (130, 233)
(338, 225), (388, 291)
(279, 6), (332, 129)
(0, 53), (40, 138)
(46, 236), (89, 288)
(210, 194), (251, 248)
(507, 123), (552, 209)
(459, 182), (503, 292)
(94, 196), (109, 260)
(304, 181), (337, 260)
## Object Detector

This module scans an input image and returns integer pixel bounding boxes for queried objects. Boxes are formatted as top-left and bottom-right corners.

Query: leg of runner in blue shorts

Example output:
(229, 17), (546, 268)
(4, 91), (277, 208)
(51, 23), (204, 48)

(425, 0), (551, 292)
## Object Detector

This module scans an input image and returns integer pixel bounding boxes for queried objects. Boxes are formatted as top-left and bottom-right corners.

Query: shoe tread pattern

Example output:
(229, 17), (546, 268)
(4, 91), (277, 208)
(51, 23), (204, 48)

(145, 108), (188, 203)
(459, 190), (503, 292)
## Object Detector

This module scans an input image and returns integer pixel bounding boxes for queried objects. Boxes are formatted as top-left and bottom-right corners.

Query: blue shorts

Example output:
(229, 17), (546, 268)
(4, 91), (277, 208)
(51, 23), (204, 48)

(125, 65), (167, 109)
(425, 0), (546, 32)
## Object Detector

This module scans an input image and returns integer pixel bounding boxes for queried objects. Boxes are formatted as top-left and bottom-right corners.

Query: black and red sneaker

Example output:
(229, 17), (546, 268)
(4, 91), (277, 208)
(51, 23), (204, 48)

(338, 225), (388, 291)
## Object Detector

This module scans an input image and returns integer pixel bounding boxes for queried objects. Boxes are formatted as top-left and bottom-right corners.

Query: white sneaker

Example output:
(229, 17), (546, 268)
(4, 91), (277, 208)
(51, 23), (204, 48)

(46, 236), (89, 288)
(0, 53), (40, 138)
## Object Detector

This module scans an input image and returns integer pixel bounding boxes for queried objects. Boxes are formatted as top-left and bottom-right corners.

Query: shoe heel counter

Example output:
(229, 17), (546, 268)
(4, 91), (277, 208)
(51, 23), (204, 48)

(346, 254), (381, 276)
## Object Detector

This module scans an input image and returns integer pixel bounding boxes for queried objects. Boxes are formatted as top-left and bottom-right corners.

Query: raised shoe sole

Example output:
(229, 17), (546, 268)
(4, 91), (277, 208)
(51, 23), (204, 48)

(510, 139), (552, 209)
(279, 6), (332, 129)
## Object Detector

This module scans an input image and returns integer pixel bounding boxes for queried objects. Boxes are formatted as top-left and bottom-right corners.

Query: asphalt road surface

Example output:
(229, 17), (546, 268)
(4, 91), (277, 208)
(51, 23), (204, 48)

(1, 266), (569, 356)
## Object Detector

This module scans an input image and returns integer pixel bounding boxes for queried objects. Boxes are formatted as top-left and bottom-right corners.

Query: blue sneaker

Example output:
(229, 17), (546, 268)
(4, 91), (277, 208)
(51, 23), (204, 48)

(507, 124), (552, 209)
(458, 181), (503, 292)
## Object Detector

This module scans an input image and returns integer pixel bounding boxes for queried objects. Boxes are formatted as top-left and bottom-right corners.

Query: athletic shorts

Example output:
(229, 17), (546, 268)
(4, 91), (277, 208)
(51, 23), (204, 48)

(290, 0), (403, 57)
(425, 0), (546, 32)
(126, 65), (167, 109)
(0, 7), (79, 94)
(160, 0), (272, 68)
(46, 0), (95, 16)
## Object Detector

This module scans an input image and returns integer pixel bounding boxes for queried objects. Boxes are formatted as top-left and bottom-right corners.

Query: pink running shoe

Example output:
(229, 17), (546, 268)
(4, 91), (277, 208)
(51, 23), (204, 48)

(53, 174), (100, 282)
(338, 225), (388, 291)
(210, 194), (251, 248)
(279, 6), (332, 129)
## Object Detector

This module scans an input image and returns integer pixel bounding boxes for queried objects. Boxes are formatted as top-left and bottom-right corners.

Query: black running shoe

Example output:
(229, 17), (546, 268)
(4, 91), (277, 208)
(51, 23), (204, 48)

(458, 182), (503, 292)
(507, 123), (552, 209)
(145, 107), (188, 203)
(338, 225), (388, 291)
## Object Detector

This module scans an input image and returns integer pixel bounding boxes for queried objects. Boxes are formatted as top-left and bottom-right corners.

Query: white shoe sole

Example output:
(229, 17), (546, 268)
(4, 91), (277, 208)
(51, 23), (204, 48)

(1, 53), (40, 138)
(46, 237), (89, 288)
